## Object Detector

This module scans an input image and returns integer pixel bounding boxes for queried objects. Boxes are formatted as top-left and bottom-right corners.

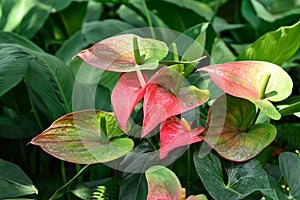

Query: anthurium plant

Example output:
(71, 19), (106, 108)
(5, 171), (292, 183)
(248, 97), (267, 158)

(29, 33), (298, 199)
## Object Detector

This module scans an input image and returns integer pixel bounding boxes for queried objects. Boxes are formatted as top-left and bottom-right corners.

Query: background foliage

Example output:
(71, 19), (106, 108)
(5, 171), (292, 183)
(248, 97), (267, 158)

(0, 0), (299, 199)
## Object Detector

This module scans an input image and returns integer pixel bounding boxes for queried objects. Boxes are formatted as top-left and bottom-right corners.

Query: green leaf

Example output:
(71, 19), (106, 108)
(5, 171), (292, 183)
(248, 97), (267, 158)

(204, 95), (277, 161)
(30, 110), (134, 164)
(0, 159), (38, 198)
(279, 152), (300, 200)
(211, 37), (236, 64)
(250, 0), (275, 22)
(76, 34), (169, 72)
(278, 96), (300, 117)
(237, 20), (300, 65)
(193, 151), (278, 200)
(145, 165), (183, 200)
(198, 61), (293, 120)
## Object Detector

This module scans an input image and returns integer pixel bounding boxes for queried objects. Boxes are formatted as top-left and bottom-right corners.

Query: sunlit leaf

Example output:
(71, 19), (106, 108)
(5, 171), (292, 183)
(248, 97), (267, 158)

(76, 34), (168, 72)
(145, 165), (182, 200)
(204, 95), (277, 161)
(30, 110), (134, 164)
(198, 61), (293, 119)
(237, 20), (300, 65)
(194, 152), (278, 200)
(160, 117), (204, 159)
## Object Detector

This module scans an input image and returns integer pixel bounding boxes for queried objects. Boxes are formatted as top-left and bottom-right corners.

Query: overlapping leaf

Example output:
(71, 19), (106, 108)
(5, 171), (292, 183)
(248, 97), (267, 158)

(204, 95), (276, 161)
(30, 110), (134, 164)
(160, 117), (204, 159)
(112, 67), (210, 137)
(198, 61), (293, 119)
(76, 34), (168, 72)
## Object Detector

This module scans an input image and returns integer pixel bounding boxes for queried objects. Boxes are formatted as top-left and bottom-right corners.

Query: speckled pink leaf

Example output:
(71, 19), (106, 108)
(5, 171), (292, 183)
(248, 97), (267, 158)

(76, 34), (168, 72)
(160, 117), (204, 159)
(198, 61), (293, 119)
(204, 95), (276, 162)
(111, 72), (148, 132)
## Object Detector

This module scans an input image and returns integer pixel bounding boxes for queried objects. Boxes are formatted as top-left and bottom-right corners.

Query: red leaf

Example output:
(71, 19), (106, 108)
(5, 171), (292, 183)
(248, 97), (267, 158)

(111, 72), (148, 132)
(160, 117), (204, 159)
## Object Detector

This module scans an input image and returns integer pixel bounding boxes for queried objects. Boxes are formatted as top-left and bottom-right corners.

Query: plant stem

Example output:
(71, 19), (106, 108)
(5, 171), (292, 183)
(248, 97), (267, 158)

(259, 73), (271, 99)
(142, 0), (156, 38)
(76, 164), (83, 183)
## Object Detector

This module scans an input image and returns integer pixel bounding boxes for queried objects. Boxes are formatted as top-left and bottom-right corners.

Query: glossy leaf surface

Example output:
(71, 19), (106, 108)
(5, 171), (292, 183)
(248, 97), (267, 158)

(30, 110), (134, 164)
(279, 152), (300, 199)
(204, 95), (276, 161)
(0, 159), (38, 198)
(76, 34), (168, 72)
(160, 117), (204, 159)
(146, 165), (182, 200)
(198, 61), (293, 119)
(194, 152), (278, 200)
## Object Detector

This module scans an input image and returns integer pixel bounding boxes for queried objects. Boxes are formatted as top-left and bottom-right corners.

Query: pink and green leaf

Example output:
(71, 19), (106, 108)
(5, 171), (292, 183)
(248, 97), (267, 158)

(160, 117), (204, 159)
(146, 165), (183, 200)
(30, 110), (134, 164)
(76, 34), (168, 72)
(204, 95), (276, 162)
(198, 61), (293, 119)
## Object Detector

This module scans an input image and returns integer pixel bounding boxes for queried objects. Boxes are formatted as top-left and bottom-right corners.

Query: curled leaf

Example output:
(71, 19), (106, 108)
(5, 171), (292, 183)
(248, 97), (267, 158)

(160, 117), (204, 159)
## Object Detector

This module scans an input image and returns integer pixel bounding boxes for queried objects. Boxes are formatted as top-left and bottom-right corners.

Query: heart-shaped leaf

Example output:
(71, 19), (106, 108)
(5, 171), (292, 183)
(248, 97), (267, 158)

(204, 94), (276, 161)
(76, 34), (168, 72)
(30, 110), (134, 164)
(198, 61), (293, 119)
(111, 72), (148, 132)
(194, 151), (278, 200)
(160, 117), (204, 159)
(145, 165), (183, 200)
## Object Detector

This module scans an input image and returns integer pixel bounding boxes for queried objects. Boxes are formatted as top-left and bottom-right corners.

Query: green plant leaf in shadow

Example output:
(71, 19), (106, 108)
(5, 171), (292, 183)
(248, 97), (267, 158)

(76, 34), (168, 72)
(237, 20), (300, 65)
(30, 110), (134, 164)
(279, 152), (300, 200)
(193, 151), (278, 200)
(198, 61), (293, 120)
(204, 95), (277, 161)
(0, 159), (38, 199)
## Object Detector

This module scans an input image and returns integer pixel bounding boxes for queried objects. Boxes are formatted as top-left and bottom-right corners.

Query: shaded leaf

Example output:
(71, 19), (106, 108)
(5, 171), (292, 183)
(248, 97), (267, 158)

(0, 159), (38, 198)
(204, 95), (277, 161)
(76, 34), (168, 72)
(279, 152), (300, 200)
(193, 151), (278, 200)
(30, 110), (134, 164)
(198, 61), (293, 119)
(237, 20), (300, 65)
(160, 117), (204, 159)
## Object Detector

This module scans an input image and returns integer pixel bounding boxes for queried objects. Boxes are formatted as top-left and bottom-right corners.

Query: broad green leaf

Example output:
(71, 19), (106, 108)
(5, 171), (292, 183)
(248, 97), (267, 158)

(193, 151), (278, 200)
(278, 96), (300, 117)
(0, 159), (38, 198)
(198, 61), (293, 119)
(204, 95), (277, 161)
(211, 37), (236, 64)
(279, 152), (300, 200)
(186, 195), (208, 200)
(0, 45), (32, 97)
(237, 20), (300, 65)
(76, 34), (168, 72)
(117, 5), (148, 27)
(250, 0), (275, 22)
(30, 110), (134, 164)
(145, 165), (183, 200)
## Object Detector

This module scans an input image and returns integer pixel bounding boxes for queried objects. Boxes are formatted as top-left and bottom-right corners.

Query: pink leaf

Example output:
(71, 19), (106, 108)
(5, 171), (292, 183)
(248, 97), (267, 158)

(160, 117), (204, 159)
(111, 72), (148, 132)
